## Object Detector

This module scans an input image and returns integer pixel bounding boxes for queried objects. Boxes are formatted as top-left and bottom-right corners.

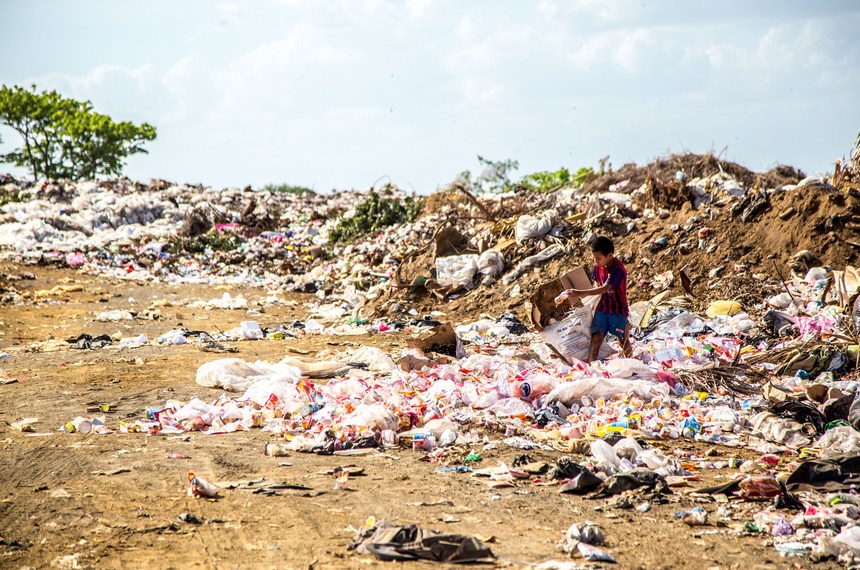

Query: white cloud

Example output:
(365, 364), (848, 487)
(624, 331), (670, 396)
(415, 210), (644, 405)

(162, 55), (200, 95)
(567, 29), (655, 71)
(538, 0), (634, 23)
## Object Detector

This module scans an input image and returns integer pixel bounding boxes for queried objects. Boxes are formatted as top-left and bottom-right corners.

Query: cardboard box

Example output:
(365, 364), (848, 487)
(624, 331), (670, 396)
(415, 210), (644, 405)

(527, 266), (592, 331)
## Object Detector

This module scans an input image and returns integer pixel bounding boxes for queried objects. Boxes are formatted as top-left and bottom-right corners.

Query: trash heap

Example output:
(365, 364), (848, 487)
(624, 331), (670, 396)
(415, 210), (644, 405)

(57, 258), (860, 561)
(2, 152), (858, 324)
(4, 150), (860, 564)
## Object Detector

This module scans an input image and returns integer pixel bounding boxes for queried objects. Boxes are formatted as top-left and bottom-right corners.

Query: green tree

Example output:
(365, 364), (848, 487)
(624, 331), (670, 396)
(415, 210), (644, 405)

(0, 84), (156, 181)
(475, 155), (519, 193)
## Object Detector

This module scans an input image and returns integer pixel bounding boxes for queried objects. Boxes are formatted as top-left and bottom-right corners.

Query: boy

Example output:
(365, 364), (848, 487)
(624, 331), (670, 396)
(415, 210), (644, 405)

(555, 236), (631, 362)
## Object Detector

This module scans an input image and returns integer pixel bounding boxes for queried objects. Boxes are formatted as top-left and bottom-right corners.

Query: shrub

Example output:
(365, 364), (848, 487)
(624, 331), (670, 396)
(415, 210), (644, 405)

(328, 191), (424, 243)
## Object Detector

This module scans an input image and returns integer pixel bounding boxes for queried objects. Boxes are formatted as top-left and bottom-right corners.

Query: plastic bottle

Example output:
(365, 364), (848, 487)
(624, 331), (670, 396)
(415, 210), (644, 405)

(516, 378), (553, 399)
(679, 417), (702, 438)
(299, 402), (324, 417)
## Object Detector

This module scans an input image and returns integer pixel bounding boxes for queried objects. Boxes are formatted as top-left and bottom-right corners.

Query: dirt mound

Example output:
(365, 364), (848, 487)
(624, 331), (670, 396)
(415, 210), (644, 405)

(368, 154), (859, 324)
(580, 152), (803, 196)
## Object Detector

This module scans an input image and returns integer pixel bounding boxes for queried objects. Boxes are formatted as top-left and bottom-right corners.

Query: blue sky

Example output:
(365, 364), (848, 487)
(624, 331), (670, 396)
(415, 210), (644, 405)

(1, 0), (859, 192)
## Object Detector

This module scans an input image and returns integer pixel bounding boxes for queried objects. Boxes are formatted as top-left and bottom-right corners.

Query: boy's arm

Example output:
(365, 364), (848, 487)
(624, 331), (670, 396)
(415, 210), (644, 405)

(555, 283), (611, 304)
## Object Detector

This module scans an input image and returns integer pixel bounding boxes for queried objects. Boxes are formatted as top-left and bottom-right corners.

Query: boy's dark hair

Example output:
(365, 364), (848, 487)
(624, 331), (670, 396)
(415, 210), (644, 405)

(590, 235), (615, 255)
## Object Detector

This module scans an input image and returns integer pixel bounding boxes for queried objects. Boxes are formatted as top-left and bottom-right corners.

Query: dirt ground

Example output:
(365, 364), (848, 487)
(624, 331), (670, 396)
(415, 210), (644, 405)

(0, 264), (839, 570)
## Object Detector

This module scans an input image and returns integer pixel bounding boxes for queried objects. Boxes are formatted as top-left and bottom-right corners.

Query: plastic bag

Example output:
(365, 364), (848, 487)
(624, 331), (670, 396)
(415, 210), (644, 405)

(345, 346), (397, 372)
(436, 254), (479, 288)
(538, 296), (615, 363)
(486, 397), (533, 418)
(477, 250), (504, 284)
(818, 525), (860, 557)
(96, 309), (134, 322)
(340, 404), (398, 432)
(705, 300), (742, 318)
(503, 244), (564, 284)
(560, 521), (605, 553)
(647, 311), (707, 340)
(196, 358), (301, 393)
(613, 436), (644, 462)
(547, 377), (670, 406)
(174, 397), (217, 422)
(815, 425), (860, 456)
(515, 214), (553, 244)
(590, 439), (621, 472)
(604, 358), (656, 381)
(750, 411), (812, 448)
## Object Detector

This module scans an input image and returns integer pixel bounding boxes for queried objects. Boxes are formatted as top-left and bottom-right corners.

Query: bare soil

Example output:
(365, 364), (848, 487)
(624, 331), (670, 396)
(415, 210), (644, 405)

(0, 264), (838, 569)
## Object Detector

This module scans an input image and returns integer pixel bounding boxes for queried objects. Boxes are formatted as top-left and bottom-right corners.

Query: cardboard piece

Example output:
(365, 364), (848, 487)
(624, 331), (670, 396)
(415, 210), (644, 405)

(434, 226), (475, 258)
(528, 266), (593, 331)
(407, 323), (464, 358)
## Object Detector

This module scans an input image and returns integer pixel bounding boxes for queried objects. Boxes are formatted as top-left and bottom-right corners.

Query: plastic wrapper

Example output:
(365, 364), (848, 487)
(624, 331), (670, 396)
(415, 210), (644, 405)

(739, 475), (782, 499)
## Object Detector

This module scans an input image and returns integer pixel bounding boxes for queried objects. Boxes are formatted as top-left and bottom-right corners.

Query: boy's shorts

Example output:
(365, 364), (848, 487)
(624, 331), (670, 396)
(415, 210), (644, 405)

(591, 310), (628, 340)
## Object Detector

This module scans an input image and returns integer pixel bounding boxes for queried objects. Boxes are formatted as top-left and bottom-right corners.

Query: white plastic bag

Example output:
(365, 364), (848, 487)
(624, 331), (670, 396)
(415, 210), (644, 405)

(750, 411), (811, 448)
(547, 377), (670, 406)
(344, 346), (397, 372)
(815, 425), (860, 456)
(436, 254), (479, 288)
(196, 358), (301, 393)
(604, 358), (656, 381)
(477, 249), (504, 284)
(339, 404), (398, 432)
(539, 296), (615, 363)
(486, 397), (533, 418)
(174, 397), (217, 422)
(503, 244), (564, 284)
(590, 439), (621, 472)
(515, 214), (553, 244)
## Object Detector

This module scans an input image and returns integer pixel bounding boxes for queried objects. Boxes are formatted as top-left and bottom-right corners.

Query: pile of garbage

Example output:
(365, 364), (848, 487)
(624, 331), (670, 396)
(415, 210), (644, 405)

(4, 150), (860, 564)
(52, 256), (860, 561)
(2, 152), (858, 325)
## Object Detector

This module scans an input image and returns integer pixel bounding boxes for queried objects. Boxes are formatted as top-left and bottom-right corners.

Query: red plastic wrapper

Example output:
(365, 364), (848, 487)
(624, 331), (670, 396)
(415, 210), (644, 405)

(756, 454), (780, 467)
(739, 475), (782, 499)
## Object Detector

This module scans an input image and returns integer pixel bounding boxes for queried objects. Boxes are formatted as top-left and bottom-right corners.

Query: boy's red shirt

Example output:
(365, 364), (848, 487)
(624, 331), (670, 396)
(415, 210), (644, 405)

(591, 257), (629, 317)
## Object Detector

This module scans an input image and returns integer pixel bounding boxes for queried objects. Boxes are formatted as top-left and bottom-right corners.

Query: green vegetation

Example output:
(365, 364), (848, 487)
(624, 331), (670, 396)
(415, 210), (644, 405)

(457, 155), (520, 194)
(0, 187), (25, 206)
(261, 183), (316, 195)
(171, 231), (244, 254)
(328, 191), (424, 243)
(458, 156), (596, 194)
(0, 84), (156, 181)
(519, 166), (595, 192)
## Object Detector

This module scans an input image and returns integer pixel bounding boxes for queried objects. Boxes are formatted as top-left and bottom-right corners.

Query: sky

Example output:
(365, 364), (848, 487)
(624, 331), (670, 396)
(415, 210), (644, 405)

(1, 0), (859, 193)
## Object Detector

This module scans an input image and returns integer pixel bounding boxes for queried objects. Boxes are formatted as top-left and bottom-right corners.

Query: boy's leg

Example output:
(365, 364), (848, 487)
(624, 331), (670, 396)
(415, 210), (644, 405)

(621, 324), (632, 358)
(588, 332), (604, 363)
